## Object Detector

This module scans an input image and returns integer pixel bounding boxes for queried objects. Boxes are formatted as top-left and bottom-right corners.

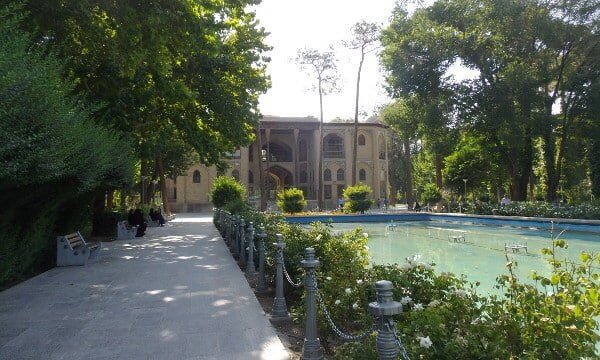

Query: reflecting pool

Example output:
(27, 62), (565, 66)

(330, 220), (600, 294)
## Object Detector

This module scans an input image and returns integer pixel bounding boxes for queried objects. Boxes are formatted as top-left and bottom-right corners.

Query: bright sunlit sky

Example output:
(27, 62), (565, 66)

(254, 0), (398, 121)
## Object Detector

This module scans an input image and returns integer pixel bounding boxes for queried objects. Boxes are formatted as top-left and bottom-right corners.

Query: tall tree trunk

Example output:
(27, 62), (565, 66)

(529, 170), (535, 201)
(352, 52), (365, 186)
(155, 154), (171, 215)
(106, 190), (114, 210)
(140, 159), (149, 204)
(403, 137), (414, 205)
(542, 127), (558, 202)
(318, 77), (324, 210)
(434, 153), (443, 190)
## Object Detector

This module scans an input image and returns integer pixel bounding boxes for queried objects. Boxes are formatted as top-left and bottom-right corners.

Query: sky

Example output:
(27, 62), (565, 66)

(254, 0), (399, 121)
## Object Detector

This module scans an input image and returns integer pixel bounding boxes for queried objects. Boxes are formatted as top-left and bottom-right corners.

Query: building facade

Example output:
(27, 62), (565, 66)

(165, 116), (389, 212)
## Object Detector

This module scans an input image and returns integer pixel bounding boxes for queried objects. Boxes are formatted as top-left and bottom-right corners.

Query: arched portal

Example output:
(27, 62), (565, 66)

(265, 165), (293, 199)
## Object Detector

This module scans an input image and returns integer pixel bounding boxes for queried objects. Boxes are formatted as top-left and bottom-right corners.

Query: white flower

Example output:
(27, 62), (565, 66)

(453, 289), (467, 298)
(345, 288), (352, 294)
(334, 299), (341, 305)
(413, 303), (424, 311)
(428, 300), (441, 308)
(362, 232), (369, 238)
(326, 276), (332, 281)
(352, 303), (359, 309)
(417, 336), (433, 348)
(356, 279), (363, 285)
(400, 296), (412, 305)
(364, 245), (370, 250)
(401, 262), (415, 271)
(315, 234), (322, 241)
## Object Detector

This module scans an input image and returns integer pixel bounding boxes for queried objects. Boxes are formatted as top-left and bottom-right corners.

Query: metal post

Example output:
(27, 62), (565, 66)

(369, 280), (403, 360)
(246, 222), (257, 275)
(239, 218), (246, 267)
(272, 234), (289, 318)
(232, 216), (240, 257)
(256, 225), (268, 293)
(301, 248), (324, 360)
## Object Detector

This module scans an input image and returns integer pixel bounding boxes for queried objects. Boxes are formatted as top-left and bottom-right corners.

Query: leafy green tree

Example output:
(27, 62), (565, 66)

(421, 183), (442, 205)
(444, 135), (496, 195)
(16, 0), (271, 205)
(343, 184), (374, 213)
(209, 176), (246, 208)
(277, 188), (307, 214)
(0, 4), (133, 285)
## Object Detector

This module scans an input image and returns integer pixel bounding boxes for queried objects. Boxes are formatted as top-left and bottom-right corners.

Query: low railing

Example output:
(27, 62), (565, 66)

(213, 208), (411, 360)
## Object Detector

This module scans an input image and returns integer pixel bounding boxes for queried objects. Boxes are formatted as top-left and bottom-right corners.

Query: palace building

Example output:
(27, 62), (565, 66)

(165, 115), (389, 212)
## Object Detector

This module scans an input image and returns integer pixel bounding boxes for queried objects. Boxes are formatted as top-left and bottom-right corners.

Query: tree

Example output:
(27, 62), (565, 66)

(344, 21), (380, 185)
(296, 47), (339, 209)
(277, 188), (307, 214)
(17, 0), (271, 207)
(343, 184), (374, 214)
(381, 98), (420, 204)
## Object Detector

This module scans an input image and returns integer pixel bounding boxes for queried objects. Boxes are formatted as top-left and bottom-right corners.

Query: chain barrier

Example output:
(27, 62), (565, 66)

(282, 263), (303, 288)
(388, 318), (411, 360)
(313, 273), (376, 342)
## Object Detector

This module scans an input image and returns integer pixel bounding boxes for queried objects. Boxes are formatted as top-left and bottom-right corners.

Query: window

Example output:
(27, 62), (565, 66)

(249, 144), (254, 162)
(323, 134), (344, 158)
(324, 169), (332, 181)
(337, 168), (345, 181)
(337, 185), (345, 199)
(299, 139), (308, 161)
(324, 185), (332, 199)
(226, 149), (241, 159)
(193, 170), (201, 183)
(263, 142), (293, 162)
(299, 170), (308, 183)
(248, 170), (254, 184)
(359, 169), (366, 181)
(358, 134), (366, 146)
(232, 169), (239, 181)
(378, 134), (386, 159)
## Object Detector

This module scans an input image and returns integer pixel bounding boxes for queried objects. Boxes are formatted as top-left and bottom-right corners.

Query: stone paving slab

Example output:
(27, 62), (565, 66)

(0, 214), (289, 360)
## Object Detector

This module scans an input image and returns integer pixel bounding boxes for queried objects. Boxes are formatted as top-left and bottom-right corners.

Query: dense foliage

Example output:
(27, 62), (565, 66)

(421, 183), (442, 205)
(467, 201), (600, 220)
(0, 5), (133, 286)
(209, 176), (246, 208)
(343, 184), (374, 213)
(277, 188), (307, 214)
(215, 207), (600, 358)
(381, 0), (599, 204)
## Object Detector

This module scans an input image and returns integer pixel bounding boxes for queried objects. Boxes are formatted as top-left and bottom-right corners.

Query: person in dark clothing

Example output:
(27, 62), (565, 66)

(414, 201), (421, 212)
(127, 209), (135, 226)
(149, 208), (166, 226)
(132, 208), (147, 237)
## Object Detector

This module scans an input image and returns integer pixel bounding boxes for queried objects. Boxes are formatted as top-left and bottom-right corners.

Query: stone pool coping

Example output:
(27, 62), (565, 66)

(285, 212), (600, 233)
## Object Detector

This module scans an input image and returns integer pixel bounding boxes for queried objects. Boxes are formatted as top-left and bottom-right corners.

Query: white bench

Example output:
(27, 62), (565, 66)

(56, 232), (101, 266)
(117, 221), (136, 240)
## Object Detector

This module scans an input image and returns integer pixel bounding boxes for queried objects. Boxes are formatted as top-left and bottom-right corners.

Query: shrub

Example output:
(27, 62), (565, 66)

(343, 184), (374, 213)
(209, 176), (246, 208)
(421, 183), (442, 204)
(465, 201), (600, 220)
(277, 188), (307, 214)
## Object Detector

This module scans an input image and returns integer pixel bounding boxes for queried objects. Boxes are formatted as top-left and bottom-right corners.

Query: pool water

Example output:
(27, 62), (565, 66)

(330, 220), (600, 294)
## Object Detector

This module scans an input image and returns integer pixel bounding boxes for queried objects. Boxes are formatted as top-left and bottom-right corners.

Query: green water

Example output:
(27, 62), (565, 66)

(330, 221), (600, 294)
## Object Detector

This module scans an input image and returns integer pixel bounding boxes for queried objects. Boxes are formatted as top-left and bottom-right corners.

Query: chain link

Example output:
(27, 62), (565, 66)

(313, 273), (376, 342)
(282, 263), (303, 288)
(388, 318), (411, 360)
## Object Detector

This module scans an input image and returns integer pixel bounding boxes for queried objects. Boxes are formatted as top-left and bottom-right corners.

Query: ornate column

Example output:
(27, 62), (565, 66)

(293, 128), (299, 186)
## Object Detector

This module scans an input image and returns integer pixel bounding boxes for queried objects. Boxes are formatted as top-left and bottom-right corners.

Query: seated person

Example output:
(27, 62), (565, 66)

(149, 208), (166, 226)
(414, 201), (422, 212)
(127, 209), (135, 227)
(132, 208), (147, 237)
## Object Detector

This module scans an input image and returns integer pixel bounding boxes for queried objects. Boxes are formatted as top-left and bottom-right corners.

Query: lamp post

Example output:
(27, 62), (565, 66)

(463, 178), (468, 201)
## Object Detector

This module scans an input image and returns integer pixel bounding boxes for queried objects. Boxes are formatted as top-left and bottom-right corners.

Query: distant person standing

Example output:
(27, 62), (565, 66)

(376, 198), (381, 209)
(501, 195), (511, 206)
(383, 198), (389, 210)
(337, 197), (344, 211)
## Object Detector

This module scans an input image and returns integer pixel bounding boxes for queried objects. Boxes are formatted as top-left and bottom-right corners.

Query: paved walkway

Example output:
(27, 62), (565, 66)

(0, 214), (289, 360)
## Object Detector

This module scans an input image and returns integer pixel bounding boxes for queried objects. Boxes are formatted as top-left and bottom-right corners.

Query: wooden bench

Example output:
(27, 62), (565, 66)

(117, 221), (136, 240)
(56, 232), (101, 266)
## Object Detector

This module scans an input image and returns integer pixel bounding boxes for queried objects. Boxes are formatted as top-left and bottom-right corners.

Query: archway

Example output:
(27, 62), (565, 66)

(266, 165), (293, 199)
(262, 141), (293, 162)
